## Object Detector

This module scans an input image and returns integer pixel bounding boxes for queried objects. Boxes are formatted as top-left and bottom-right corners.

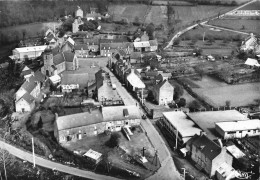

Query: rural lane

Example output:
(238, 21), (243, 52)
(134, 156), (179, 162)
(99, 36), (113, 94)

(0, 140), (120, 180)
(164, 0), (257, 49)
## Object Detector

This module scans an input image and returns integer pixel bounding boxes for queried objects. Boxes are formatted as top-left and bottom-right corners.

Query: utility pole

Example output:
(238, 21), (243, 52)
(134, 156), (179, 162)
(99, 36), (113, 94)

(142, 147), (146, 157)
(175, 129), (178, 150)
(32, 137), (36, 168)
(203, 32), (205, 42)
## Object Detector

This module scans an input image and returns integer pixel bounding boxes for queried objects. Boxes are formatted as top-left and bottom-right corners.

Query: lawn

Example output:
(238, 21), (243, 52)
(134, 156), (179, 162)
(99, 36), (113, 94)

(193, 81), (260, 107)
(108, 4), (149, 23)
(208, 19), (260, 35)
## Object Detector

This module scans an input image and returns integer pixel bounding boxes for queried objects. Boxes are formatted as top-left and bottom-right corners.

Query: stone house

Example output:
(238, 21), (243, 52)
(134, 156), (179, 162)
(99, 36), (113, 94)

(54, 105), (141, 143)
(41, 49), (78, 76)
(72, 17), (84, 33)
(74, 44), (89, 58)
(75, 6), (84, 18)
(152, 79), (174, 105)
(186, 134), (233, 177)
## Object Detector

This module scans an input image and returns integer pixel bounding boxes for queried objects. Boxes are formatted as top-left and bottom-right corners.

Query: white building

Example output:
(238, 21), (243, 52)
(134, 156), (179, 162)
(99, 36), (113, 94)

(161, 111), (202, 144)
(12, 45), (47, 61)
(215, 119), (260, 139)
(83, 149), (102, 164)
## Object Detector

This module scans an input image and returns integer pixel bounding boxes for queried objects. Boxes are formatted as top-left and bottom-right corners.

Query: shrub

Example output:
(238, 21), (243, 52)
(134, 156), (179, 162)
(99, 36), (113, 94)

(106, 132), (121, 148)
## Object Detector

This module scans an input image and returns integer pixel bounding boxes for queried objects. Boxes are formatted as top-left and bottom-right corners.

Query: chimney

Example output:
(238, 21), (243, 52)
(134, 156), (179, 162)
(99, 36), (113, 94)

(31, 71), (35, 76)
(131, 68), (135, 74)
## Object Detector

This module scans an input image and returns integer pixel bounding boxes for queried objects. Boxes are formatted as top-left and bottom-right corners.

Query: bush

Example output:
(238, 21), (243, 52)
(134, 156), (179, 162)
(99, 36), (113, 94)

(177, 98), (186, 107)
(173, 84), (184, 101)
(106, 132), (121, 148)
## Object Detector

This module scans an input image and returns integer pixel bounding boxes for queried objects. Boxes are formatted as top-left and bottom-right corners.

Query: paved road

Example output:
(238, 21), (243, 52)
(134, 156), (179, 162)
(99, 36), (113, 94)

(0, 141), (120, 180)
(164, 0), (256, 49)
(104, 68), (181, 180)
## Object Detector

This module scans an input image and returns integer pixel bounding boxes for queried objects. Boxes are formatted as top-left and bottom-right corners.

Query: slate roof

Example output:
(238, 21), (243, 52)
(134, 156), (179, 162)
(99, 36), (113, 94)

(74, 44), (89, 50)
(21, 76), (38, 93)
(21, 93), (35, 104)
(53, 53), (64, 65)
(53, 51), (75, 65)
(63, 51), (75, 62)
(189, 134), (222, 160)
(100, 42), (133, 50)
(56, 109), (103, 131)
(102, 105), (141, 122)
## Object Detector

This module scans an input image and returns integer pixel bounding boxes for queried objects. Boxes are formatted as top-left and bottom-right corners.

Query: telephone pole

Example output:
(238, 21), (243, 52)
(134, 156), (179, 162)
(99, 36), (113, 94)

(32, 137), (36, 168)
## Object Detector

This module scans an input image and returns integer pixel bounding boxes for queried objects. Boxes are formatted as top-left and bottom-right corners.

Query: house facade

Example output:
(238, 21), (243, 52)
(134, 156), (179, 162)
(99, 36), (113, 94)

(61, 37), (75, 52)
(215, 120), (260, 139)
(74, 44), (89, 58)
(100, 42), (133, 57)
(153, 79), (174, 105)
(72, 17), (84, 33)
(186, 134), (233, 177)
(54, 105), (141, 143)
(12, 45), (47, 61)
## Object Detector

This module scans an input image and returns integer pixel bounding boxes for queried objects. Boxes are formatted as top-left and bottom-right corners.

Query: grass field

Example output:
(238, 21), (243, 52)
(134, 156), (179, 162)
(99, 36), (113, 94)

(0, 21), (61, 40)
(185, 76), (260, 107)
(145, 6), (168, 25)
(108, 4), (149, 23)
(208, 19), (260, 35)
(239, 0), (260, 10)
(172, 5), (235, 27)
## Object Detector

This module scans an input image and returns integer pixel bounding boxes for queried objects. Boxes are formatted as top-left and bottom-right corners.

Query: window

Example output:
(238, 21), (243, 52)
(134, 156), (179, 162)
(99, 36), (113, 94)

(239, 131), (242, 133)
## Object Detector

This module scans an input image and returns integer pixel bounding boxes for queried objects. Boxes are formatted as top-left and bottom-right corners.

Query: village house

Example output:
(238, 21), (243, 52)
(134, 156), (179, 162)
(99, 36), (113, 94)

(74, 44), (89, 58)
(84, 39), (99, 53)
(160, 111), (202, 145)
(152, 79), (174, 105)
(154, 73), (172, 84)
(61, 37), (75, 52)
(134, 41), (150, 52)
(75, 6), (84, 18)
(41, 48), (79, 76)
(72, 16), (84, 33)
(140, 31), (149, 41)
(100, 42), (133, 57)
(86, 7), (102, 21)
(54, 105), (141, 143)
(186, 134), (233, 177)
(240, 33), (258, 51)
(149, 40), (158, 52)
(215, 119), (260, 139)
(244, 58), (260, 68)
(12, 45), (47, 61)
(60, 73), (89, 93)
(15, 70), (46, 112)
(95, 69), (123, 106)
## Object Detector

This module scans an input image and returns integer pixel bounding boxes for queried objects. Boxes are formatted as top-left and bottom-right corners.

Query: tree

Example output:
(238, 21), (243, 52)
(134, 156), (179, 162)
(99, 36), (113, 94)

(0, 99), (8, 118)
(134, 16), (140, 26)
(22, 29), (27, 41)
(173, 84), (184, 101)
(188, 100), (201, 110)
(173, 38), (181, 46)
(225, 100), (231, 107)
(177, 98), (186, 107)
(193, 48), (203, 56)
(106, 132), (121, 148)
(194, 65), (205, 79)
(0, 148), (13, 180)
(79, 21), (96, 31)
(146, 23), (155, 40)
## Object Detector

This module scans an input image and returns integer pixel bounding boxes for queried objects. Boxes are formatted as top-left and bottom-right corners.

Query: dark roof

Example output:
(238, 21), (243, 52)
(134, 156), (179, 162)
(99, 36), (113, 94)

(99, 38), (129, 44)
(63, 51), (75, 62)
(84, 38), (99, 45)
(190, 134), (222, 160)
(149, 40), (158, 46)
(34, 70), (46, 82)
(21, 93), (35, 104)
(116, 49), (127, 57)
(145, 71), (159, 77)
(74, 44), (88, 50)
(53, 53), (65, 65)
(21, 76), (38, 93)
(21, 69), (33, 76)
(130, 52), (141, 59)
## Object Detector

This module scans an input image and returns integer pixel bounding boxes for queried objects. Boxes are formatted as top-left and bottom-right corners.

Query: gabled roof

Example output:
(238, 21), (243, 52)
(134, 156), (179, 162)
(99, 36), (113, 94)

(127, 71), (145, 89)
(216, 119), (260, 132)
(53, 53), (65, 65)
(155, 79), (173, 90)
(17, 92), (35, 104)
(245, 58), (260, 67)
(56, 109), (103, 131)
(34, 70), (46, 82)
(67, 37), (75, 46)
(102, 105), (141, 122)
(53, 51), (75, 65)
(21, 76), (38, 93)
(63, 51), (75, 62)
(190, 134), (221, 160)
(100, 42), (133, 50)
(130, 52), (141, 59)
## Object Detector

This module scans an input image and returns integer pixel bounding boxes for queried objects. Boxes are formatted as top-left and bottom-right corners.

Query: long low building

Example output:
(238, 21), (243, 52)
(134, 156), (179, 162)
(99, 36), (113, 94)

(215, 119), (260, 139)
(161, 111), (201, 144)
(12, 45), (47, 61)
(54, 105), (141, 143)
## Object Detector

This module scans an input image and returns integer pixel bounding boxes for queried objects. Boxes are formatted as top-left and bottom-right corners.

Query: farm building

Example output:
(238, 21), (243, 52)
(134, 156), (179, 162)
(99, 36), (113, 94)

(95, 69), (123, 106)
(12, 45), (47, 61)
(54, 105), (141, 143)
(83, 149), (102, 164)
(161, 111), (201, 144)
(186, 134), (233, 178)
(215, 119), (260, 139)
(152, 79), (174, 105)
(187, 110), (248, 140)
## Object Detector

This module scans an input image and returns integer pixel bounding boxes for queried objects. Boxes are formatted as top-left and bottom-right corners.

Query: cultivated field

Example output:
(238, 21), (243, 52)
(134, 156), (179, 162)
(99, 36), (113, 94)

(145, 6), (168, 25)
(0, 21), (61, 39)
(172, 5), (235, 27)
(108, 4), (149, 23)
(185, 76), (260, 107)
(208, 19), (260, 35)
(239, 0), (260, 10)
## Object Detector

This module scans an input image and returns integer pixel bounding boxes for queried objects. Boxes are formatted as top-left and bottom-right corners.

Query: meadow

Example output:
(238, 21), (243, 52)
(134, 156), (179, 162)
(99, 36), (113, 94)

(239, 0), (260, 10)
(208, 18), (260, 35)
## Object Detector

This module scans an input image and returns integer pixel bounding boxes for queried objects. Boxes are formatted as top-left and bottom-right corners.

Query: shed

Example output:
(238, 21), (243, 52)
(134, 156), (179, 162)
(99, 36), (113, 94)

(83, 149), (102, 164)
